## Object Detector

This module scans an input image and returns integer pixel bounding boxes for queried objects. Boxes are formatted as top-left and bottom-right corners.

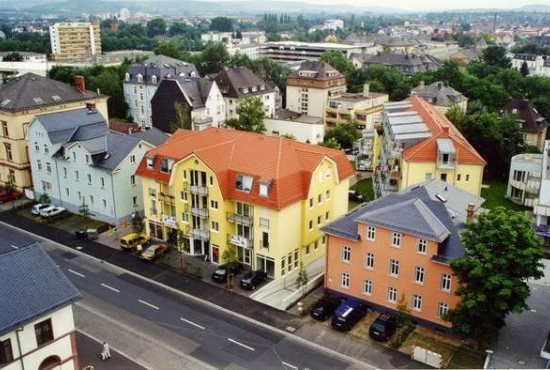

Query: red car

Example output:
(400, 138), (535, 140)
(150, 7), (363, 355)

(0, 190), (21, 203)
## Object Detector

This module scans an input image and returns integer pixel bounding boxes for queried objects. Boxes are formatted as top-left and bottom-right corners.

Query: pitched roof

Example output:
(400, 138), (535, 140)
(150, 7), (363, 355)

(360, 53), (440, 68)
(214, 67), (272, 98)
(0, 73), (104, 113)
(500, 98), (550, 134)
(290, 60), (344, 80)
(411, 81), (468, 107)
(169, 76), (214, 109)
(401, 96), (486, 165)
(136, 127), (354, 210)
(127, 55), (199, 84)
(131, 127), (170, 147)
(0, 244), (82, 337)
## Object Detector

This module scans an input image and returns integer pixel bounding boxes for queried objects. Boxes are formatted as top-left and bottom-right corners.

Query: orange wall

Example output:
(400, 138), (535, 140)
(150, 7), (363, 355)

(324, 223), (460, 327)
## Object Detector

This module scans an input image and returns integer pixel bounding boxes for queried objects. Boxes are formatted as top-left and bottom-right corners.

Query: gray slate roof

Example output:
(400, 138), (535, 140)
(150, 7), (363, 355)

(0, 73), (104, 113)
(0, 244), (82, 337)
(214, 67), (273, 98)
(171, 76), (214, 109)
(411, 81), (468, 107)
(358, 52), (440, 68)
(322, 180), (485, 262)
(131, 127), (170, 147)
(127, 54), (199, 85)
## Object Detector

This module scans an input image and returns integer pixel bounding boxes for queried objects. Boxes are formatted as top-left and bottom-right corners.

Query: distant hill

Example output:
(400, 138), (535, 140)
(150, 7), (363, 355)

(517, 4), (550, 12)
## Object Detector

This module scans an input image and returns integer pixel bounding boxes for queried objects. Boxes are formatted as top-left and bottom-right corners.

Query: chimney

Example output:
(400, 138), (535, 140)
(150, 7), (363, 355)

(363, 83), (370, 97)
(466, 203), (475, 223)
(419, 80), (425, 89)
(74, 76), (85, 93)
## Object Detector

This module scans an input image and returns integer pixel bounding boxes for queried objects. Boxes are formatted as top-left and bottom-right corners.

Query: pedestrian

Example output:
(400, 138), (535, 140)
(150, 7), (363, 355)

(101, 342), (111, 360)
(113, 227), (119, 240)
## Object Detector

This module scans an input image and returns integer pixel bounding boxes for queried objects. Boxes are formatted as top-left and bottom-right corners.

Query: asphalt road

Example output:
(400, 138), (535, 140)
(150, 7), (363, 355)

(1, 222), (358, 370)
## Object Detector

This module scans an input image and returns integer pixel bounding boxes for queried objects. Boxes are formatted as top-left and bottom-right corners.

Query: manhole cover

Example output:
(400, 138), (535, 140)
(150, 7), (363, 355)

(518, 360), (526, 365)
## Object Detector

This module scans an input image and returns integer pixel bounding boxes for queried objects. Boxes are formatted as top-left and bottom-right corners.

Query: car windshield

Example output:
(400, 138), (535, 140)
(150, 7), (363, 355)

(215, 268), (226, 274)
(143, 249), (154, 256)
(372, 322), (386, 332)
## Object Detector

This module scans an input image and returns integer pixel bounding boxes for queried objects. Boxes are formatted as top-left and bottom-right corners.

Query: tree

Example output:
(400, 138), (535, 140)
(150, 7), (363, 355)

(319, 50), (354, 76)
(520, 61), (530, 77)
(88, 69), (129, 119)
(323, 119), (361, 149)
(147, 18), (166, 38)
(295, 262), (309, 296)
(226, 95), (266, 133)
(221, 244), (239, 289)
(199, 42), (230, 75)
(447, 207), (544, 347)
(318, 137), (340, 149)
(3, 52), (23, 61)
(281, 133), (296, 140)
(38, 193), (51, 206)
(131, 213), (144, 234)
(210, 17), (233, 32)
(481, 45), (512, 69)
(170, 101), (193, 133)
(79, 198), (91, 229)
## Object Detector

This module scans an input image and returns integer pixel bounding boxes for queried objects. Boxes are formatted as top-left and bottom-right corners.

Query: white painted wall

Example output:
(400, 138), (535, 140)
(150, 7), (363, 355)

(264, 117), (325, 144)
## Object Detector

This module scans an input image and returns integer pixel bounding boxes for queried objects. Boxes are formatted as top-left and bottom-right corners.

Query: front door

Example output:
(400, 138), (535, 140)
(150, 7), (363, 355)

(211, 244), (219, 264)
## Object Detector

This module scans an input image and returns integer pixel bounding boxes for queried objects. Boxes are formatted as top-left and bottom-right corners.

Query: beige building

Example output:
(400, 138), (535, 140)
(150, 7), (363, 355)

(286, 61), (347, 119)
(324, 84), (389, 130)
(411, 81), (468, 114)
(0, 73), (108, 191)
(50, 22), (102, 61)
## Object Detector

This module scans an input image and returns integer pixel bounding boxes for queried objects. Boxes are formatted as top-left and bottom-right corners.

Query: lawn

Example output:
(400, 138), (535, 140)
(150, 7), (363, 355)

(480, 180), (529, 212)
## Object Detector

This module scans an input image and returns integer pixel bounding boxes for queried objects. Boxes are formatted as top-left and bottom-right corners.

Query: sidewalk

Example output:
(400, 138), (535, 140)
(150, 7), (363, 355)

(77, 331), (148, 370)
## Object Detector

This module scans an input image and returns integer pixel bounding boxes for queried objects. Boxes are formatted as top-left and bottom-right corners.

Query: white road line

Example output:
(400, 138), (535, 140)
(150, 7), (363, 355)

(138, 299), (159, 310)
(10, 245), (18, 249)
(68, 269), (85, 278)
(100, 283), (120, 293)
(180, 318), (205, 330)
(282, 361), (299, 370)
(227, 338), (255, 351)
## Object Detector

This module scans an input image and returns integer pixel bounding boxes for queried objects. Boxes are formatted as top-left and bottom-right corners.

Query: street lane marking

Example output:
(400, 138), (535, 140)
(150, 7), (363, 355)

(68, 269), (85, 278)
(282, 362), (298, 370)
(180, 318), (205, 330)
(138, 299), (159, 310)
(100, 283), (120, 293)
(228, 338), (255, 351)
(10, 245), (18, 249)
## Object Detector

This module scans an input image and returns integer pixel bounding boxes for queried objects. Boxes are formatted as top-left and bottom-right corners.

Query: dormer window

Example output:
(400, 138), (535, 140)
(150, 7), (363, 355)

(160, 158), (174, 173)
(146, 157), (155, 170)
(241, 87), (249, 94)
(125, 73), (130, 81)
(251, 86), (257, 92)
(137, 74), (143, 83)
(235, 174), (253, 193)
(259, 181), (271, 197)
(151, 75), (158, 84)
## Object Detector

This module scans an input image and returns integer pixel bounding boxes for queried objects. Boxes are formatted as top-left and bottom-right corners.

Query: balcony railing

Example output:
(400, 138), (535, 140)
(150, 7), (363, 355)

(227, 212), (253, 226)
(158, 192), (175, 205)
(227, 234), (253, 249)
(190, 185), (208, 196)
(192, 228), (209, 241)
(191, 207), (209, 219)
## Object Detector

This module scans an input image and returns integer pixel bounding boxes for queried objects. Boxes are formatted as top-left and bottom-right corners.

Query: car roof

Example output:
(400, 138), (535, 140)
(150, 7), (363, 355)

(335, 299), (362, 316)
(376, 312), (394, 323)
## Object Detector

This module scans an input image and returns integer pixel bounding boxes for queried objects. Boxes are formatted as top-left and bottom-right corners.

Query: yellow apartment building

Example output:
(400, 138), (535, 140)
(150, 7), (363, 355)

(49, 22), (102, 61)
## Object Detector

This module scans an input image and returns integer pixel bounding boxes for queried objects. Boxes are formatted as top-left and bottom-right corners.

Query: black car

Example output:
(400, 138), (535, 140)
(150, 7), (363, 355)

(240, 270), (267, 290)
(310, 296), (342, 321)
(369, 312), (398, 341)
(331, 299), (368, 331)
(348, 190), (364, 203)
(211, 264), (242, 283)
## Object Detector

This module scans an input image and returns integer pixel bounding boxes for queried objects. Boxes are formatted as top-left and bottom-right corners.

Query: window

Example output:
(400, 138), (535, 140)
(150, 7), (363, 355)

(87, 173), (92, 185)
(294, 249), (299, 269)
(318, 194), (322, 204)
(367, 226), (376, 241)
(325, 211), (330, 221)
(1, 121), (8, 137)
(262, 231), (269, 248)
(365, 252), (374, 270)
(180, 191), (188, 201)
(210, 176), (214, 186)
(340, 272), (350, 288)
(437, 302), (449, 318)
(417, 239), (427, 254)
(306, 244), (310, 255)
(314, 239), (319, 250)
(309, 198), (313, 208)
(392, 232), (401, 247)
(77, 191), (82, 200)
(43, 144), (49, 154)
(85, 154), (90, 164)
(210, 200), (218, 209)
(37, 160), (42, 171)
(133, 196), (138, 206)
(35, 319), (53, 346)
(63, 167), (67, 178)
(440, 273), (452, 292)
(309, 220), (313, 230)
(0, 338), (13, 365)
(281, 257), (286, 276)
(341, 245), (351, 262)
(414, 266), (425, 284)
(72, 152), (76, 161)
(317, 215), (322, 225)
(287, 253), (293, 272)
(74, 170), (79, 181)
(466, 174), (470, 182)
(182, 212), (189, 222)
(326, 189), (331, 200)
(211, 221), (219, 231)
(387, 286), (397, 303)
(34, 142), (39, 152)
(130, 175), (136, 185)
(65, 188), (70, 197)
(389, 259), (399, 277)
(363, 280), (373, 295)
(4, 143), (12, 161)
(89, 195), (94, 204)
(412, 294), (422, 312)
(102, 199), (107, 208)
(130, 155), (136, 164)
(100, 177), (105, 188)
(457, 174), (461, 181)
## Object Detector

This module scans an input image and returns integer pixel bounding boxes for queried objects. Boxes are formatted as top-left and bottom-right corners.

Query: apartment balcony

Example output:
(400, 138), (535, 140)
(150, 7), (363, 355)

(191, 207), (209, 219)
(436, 160), (457, 170)
(192, 228), (209, 241)
(227, 212), (253, 226)
(158, 192), (175, 205)
(228, 234), (253, 249)
(190, 185), (208, 196)
(149, 208), (158, 217)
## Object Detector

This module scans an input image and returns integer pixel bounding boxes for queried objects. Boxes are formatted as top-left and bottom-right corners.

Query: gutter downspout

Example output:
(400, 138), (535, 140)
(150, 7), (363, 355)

(15, 327), (25, 370)
(110, 171), (118, 226)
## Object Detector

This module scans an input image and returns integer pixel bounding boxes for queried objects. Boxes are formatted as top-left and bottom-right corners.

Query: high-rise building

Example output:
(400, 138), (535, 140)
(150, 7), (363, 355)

(49, 22), (101, 61)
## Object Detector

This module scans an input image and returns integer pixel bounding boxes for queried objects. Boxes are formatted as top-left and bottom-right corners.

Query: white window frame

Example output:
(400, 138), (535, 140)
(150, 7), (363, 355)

(440, 273), (452, 293)
(417, 238), (427, 254)
(365, 252), (374, 270)
(414, 266), (425, 285)
(341, 245), (351, 263)
(387, 286), (397, 303)
(392, 232), (401, 248)
(340, 272), (350, 289)
(437, 302), (449, 318)
(389, 259), (399, 277)
(367, 226), (376, 241)
(412, 294), (422, 312)
(363, 280), (373, 296)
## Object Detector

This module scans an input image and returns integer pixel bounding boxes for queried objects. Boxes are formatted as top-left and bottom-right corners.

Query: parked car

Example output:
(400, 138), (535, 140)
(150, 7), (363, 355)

(240, 270), (267, 290)
(139, 244), (167, 261)
(31, 203), (50, 215)
(331, 299), (367, 331)
(369, 312), (398, 342)
(310, 296), (342, 321)
(0, 190), (21, 203)
(120, 233), (150, 251)
(39, 206), (65, 218)
(211, 264), (242, 284)
(348, 190), (364, 202)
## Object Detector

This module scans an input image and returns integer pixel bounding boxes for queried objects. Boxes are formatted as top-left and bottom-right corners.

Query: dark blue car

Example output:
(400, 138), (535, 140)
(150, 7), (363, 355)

(330, 299), (368, 331)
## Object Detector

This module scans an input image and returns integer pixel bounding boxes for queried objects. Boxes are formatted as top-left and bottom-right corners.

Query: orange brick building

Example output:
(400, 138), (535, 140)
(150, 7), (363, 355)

(322, 180), (484, 329)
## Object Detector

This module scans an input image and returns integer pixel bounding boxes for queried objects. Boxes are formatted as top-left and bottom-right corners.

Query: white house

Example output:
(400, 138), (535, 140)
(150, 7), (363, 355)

(27, 108), (168, 226)
(0, 243), (82, 370)
(323, 19), (344, 31)
(264, 109), (324, 144)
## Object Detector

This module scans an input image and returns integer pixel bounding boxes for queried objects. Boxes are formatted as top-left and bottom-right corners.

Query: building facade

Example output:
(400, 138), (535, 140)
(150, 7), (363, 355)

(500, 99), (549, 152)
(260, 41), (373, 63)
(27, 108), (166, 226)
(511, 54), (550, 77)
(151, 76), (225, 133)
(286, 61), (347, 119)
(123, 55), (199, 128)
(264, 109), (324, 144)
(372, 97), (486, 198)
(323, 19), (344, 30)
(49, 22), (101, 61)
(322, 181), (484, 329)
(352, 52), (440, 76)
(0, 244), (82, 370)
(411, 81), (468, 114)
(136, 127), (354, 281)
(0, 73), (108, 191)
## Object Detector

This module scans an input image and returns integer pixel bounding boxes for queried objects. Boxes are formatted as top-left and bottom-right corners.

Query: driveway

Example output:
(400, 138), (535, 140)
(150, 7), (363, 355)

(492, 259), (550, 369)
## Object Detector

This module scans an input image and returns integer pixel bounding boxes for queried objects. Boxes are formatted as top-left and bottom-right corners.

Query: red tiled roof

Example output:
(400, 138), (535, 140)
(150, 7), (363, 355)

(136, 127), (355, 210)
(402, 96), (486, 165)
